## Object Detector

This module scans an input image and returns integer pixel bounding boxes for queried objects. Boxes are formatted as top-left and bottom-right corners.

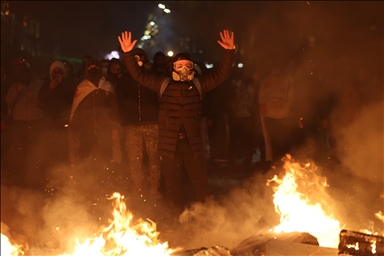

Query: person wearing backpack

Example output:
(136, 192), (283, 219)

(118, 30), (235, 212)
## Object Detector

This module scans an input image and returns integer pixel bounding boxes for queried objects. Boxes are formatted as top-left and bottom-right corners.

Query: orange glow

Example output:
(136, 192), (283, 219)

(1, 193), (181, 256)
(1, 233), (25, 256)
(58, 192), (181, 256)
(267, 155), (342, 248)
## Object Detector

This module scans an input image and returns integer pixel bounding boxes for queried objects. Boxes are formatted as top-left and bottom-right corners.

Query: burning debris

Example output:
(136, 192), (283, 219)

(1, 155), (383, 255)
(266, 154), (341, 248)
(339, 230), (384, 256)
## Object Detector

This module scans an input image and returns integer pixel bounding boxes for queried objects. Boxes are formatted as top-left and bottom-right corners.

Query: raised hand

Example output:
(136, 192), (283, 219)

(118, 31), (137, 53)
(217, 30), (235, 50)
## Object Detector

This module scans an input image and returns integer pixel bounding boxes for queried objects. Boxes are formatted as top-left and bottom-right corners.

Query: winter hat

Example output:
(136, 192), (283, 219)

(132, 48), (149, 61)
(173, 52), (191, 62)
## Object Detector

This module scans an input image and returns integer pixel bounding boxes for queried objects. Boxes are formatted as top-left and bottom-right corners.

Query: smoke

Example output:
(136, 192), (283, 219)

(325, 100), (384, 233)
(169, 172), (279, 249)
(0, 158), (118, 254)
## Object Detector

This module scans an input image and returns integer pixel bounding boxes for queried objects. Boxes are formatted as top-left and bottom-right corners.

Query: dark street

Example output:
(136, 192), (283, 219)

(1, 1), (383, 255)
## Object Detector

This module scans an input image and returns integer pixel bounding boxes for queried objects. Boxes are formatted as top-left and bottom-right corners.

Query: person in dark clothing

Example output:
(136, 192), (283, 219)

(115, 48), (162, 200)
(63, 61), (79, 83)
(150, 51), (167, 76)
(38, 60), (79, 170)
(118, 30), (235, 211)
(68, 58), (121, 200)
(106, 58), (125, 89)
(76, 55), (92, 81)
(39, 60), (78, 127)
(5, 60), (45, 188)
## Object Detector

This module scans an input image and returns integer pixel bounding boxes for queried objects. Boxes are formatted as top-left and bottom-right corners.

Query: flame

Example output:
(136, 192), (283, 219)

(267, 155), (342, 248)
(2, 192), (180, 256)
(1, 233), (25, 256)
(59, 192), (180, 256)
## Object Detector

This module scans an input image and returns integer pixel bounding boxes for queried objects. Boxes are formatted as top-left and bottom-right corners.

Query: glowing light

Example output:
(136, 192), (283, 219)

(141, 35), (151, 40)
(237, 63), (244, 68)
(104, 51), (120, 60)
(266, 155), (342, 248)
(149, 21), (155, 26)
(371, 240), (377, 254)
(164, 8), (171, 13)
(204, 62), (214, 69)
(167, 51), (174, 57)
(52, 193), (180, 255)
(158, 3), (165, 9)
(144, 30), (151, 35)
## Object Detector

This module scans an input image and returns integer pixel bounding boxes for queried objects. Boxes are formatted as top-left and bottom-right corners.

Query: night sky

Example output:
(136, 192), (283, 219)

(6, 1), (384, 64)
(9, 1), (156, 58)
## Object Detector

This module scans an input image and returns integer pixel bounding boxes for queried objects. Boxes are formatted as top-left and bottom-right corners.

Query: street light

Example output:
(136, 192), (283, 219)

(158, 3), (171, 14)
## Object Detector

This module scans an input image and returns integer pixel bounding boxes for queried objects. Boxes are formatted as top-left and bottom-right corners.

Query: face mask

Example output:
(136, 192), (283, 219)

(88, 67), (100, 79)
(87, 63), (101, 86)
(172, 66), (195, 82)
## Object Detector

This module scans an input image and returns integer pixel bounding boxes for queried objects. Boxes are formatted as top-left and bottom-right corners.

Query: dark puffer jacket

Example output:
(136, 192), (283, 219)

(123, 49), (234, 159)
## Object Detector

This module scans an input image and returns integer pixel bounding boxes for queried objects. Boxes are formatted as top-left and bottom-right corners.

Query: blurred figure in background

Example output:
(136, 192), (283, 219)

(76, 54), (92, 81)
(4, 59), (44, 188)
(229, 70), (256, 166)
(150, 51), (167, 76)
(68, 58), (121, 201)
(38, 60), (78, 179)
(106, 58), (125, 89)
(259, 60), (300, 166)
(100, 59), (110, 79)
(63, 61), (79, 84)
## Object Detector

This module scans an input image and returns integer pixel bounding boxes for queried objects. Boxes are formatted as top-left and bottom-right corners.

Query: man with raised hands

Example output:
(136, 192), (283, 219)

(118, 30), (235, 213)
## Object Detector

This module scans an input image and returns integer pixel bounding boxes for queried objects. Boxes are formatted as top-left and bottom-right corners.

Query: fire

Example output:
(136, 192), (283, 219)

(59, 192), (180, 256)
(1, 233), (25, 256)
(1, 192), (180, 256)
(267, 155), (342, 248)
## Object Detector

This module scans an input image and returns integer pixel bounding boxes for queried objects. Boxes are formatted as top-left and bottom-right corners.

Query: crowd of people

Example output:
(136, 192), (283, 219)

(1, 29), (382, 219)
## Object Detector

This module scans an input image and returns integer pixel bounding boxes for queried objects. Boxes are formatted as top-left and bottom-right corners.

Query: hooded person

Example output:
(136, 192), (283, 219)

(114, 47), (162, 200)
(68, 59), (122, 195)
(38, 60), (80, 171)
(39, 60), (78, 126)
(118, 29), (235, 212)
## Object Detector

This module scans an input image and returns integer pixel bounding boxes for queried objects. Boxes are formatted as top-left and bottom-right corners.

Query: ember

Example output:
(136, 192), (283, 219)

(339, 229), (384, 256)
